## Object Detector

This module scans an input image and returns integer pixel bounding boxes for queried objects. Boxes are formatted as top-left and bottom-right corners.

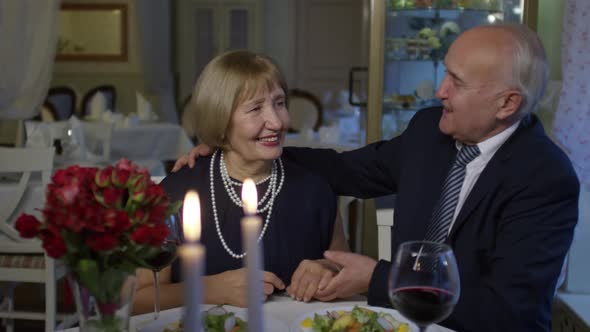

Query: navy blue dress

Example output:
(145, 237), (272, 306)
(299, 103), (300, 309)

(162, 153), (337, 286)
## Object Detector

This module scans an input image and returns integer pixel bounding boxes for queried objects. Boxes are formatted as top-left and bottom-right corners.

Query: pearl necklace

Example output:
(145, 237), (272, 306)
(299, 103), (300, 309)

(209, 150), (285, 259)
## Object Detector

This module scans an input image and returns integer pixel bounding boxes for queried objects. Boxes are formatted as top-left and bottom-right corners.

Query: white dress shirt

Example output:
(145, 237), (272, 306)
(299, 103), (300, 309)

(448, 120), (521, 234)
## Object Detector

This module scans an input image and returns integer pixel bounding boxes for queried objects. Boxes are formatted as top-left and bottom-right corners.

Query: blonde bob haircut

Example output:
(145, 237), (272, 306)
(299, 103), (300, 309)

(188, 50), (288, 148)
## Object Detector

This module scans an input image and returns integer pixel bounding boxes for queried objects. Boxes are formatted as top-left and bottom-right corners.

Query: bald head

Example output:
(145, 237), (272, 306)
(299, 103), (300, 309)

(449, 24), (549, 116)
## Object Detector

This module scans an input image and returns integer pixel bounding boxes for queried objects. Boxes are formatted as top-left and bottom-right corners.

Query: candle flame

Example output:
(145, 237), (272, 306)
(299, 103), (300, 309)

(241, 178), (257, 215)
(182, 190), (201, 242)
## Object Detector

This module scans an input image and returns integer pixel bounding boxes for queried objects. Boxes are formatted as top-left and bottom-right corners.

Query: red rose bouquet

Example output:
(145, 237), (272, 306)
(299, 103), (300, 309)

(15, 159), (180, 330)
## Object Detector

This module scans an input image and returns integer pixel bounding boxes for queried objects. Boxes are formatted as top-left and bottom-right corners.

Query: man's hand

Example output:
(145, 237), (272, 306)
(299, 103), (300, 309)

(314, 251), (377, 301)
(171, 144), (214, 172)
(287, 259), (338, 302)
(210, 268), (285, 307)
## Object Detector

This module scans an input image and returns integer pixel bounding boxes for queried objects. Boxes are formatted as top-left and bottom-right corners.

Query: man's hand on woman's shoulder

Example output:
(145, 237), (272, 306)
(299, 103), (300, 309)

(172, 144), (214, 171)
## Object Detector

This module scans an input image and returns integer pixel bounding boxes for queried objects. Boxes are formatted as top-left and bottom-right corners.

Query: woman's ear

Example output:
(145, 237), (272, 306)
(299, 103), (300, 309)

(496, 89), (523, 120)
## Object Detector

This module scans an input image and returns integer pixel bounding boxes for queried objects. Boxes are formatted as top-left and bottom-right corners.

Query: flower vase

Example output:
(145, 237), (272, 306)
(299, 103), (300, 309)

(70, 268), (137, 332)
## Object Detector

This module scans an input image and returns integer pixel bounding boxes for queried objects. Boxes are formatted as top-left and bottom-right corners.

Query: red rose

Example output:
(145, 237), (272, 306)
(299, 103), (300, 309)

(131, 224), (169, 246)
(15, 214), (42, 238)
(130, 225), (152, 245)
(132, 209), (148, 224)
(103, 187), (125, 206)
(55, 183), (80, 206)
(40, 229), (67, 258)
(105, 210), (131, 233)
(51, 169), (68, 186)
(115, 158), (139, 172)
(145, 184), (167, 204)
(86, 234), (119, 252)
(149, 223), (170, 246)
(95, 166), (113, 187)
(112, 168), (131, 187)
(148, 204), (168, 223)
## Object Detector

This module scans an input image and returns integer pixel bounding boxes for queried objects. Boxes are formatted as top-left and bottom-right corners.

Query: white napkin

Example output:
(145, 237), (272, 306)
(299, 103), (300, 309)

(87, 92), (107, 120)
(136, 92), (158, 121)
(24, 122), (49, 147)
(68, 116), (87, 159)
(124, 113), (140, 128)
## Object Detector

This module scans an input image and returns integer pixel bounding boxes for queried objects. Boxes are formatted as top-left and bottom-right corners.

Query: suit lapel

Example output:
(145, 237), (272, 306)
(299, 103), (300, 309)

(448, 116), (536, 240)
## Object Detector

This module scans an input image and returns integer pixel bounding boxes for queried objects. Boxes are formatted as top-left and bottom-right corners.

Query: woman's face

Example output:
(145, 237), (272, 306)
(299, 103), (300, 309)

(224, 82), (289, 165)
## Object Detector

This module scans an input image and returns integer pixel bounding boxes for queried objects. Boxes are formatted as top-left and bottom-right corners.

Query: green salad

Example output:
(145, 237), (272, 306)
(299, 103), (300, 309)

(163, 306), (247, 332)
(299, 305), (409, 332)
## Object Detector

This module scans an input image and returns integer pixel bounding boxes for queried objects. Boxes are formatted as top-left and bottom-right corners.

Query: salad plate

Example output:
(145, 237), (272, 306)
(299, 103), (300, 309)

(138, 306), (288, 332)
(289, 305), (414, 332)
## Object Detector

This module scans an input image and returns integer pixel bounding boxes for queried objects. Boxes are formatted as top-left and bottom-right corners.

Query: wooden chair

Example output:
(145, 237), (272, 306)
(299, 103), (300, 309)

(288, 89), (323, 132)
(0, 147), (75, 331)
(45, 87), (77, 120)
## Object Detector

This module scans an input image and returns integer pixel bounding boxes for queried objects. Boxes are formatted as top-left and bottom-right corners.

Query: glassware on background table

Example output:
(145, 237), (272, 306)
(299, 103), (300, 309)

(388, 241), (460, 332)
(144, 213), (182, 320)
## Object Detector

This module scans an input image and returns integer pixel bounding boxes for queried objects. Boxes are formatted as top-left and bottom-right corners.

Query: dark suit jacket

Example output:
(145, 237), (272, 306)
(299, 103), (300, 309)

(282, 107), (579, 332)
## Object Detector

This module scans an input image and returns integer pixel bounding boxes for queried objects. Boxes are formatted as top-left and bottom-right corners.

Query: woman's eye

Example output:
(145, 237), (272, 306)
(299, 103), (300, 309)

(249, 106), (262, 112)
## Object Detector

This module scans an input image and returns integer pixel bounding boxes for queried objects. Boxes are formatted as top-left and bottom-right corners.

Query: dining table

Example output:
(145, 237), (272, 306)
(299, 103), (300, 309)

(60, 294), (454, 331)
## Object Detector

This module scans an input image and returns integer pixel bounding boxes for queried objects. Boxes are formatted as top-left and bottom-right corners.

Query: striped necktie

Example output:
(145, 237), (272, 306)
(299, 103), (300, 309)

(425, 144), (481, 243)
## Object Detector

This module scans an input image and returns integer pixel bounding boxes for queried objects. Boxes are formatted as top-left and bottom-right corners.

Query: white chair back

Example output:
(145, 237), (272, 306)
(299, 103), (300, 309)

(376, 208), (394, 261)
(0, 147), (76, 332)
(0, 147), (54, 242)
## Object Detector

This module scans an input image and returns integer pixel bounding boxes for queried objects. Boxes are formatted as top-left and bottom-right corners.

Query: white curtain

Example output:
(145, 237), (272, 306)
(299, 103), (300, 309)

(0, 0), (60, 120)
(135, 1), (179, 124)
(553, 0), (590, 189)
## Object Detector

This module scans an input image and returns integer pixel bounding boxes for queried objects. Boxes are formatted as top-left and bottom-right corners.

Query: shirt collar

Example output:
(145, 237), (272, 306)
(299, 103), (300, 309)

(455, 120), (521, 164)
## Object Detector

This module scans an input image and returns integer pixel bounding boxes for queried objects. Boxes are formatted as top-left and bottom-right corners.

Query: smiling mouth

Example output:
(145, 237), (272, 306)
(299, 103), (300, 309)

(257, 135), (280, 142)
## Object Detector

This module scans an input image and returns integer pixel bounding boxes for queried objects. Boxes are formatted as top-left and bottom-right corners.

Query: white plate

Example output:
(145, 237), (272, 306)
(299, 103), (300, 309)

(137, 306), (288, 332)
(289, 305), (418, 332)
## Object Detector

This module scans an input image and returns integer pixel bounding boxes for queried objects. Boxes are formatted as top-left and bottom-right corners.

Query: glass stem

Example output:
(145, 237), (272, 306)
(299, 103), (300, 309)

(153, 270), (160, 320)
(418, 325), (428, 332)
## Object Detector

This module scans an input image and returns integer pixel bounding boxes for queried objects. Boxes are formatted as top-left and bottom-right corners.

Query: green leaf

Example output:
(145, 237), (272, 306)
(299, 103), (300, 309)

(76, 259), (103, 302)
(166, 200), (182, 216)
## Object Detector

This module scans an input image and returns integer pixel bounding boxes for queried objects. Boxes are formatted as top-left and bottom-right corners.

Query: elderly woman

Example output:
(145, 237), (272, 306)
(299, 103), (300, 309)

(134, 50), (348, 312)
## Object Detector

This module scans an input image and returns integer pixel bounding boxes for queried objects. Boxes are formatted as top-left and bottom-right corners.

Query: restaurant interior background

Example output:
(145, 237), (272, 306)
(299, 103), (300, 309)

(0, 0), (589, 331)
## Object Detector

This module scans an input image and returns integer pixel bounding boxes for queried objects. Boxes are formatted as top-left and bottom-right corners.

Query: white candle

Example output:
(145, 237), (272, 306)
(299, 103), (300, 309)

(241, 179), (264, 332)
(179, 190), (205, 332)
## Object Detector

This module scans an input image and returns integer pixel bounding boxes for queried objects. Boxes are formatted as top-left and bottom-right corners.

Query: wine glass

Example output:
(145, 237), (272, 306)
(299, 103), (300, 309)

(144, 213), (182, 320)
(388, 241), (460, 332)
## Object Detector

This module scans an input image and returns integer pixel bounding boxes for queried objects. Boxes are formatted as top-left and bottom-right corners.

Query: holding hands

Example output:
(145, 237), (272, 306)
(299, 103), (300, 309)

(287, 259), (339, 302)
(287, 251), (377, 302)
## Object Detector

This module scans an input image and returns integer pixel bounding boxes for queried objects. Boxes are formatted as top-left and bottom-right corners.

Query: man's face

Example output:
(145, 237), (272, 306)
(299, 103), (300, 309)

(435, 28), (515, 144)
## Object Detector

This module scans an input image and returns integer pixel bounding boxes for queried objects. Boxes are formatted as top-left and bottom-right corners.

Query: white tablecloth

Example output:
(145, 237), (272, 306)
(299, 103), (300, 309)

(105, 123), (194, 160)
(60, 295), (454, 331)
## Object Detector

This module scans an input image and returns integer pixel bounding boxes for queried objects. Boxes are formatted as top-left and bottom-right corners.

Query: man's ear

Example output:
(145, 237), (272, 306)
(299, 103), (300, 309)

(496, 89), (523, 120)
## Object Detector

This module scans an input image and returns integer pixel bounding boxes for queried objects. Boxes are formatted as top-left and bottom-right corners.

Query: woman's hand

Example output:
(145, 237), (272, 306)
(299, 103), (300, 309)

(287, 259), (339, 302)
(172, 144), (214, 171)
(207, 268), (285, 307)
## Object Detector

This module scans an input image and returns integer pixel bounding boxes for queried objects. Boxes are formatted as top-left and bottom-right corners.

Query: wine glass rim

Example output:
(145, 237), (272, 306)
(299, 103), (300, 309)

(400, 240), (453, 251)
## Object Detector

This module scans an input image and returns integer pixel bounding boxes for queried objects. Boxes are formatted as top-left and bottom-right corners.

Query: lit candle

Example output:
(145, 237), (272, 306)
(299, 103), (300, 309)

(179, 190), (205, 332)
(241, 179), (264, 332)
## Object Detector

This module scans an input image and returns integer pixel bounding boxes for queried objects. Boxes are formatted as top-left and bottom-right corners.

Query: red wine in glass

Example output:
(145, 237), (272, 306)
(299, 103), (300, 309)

(145, 241), (179, 272)
(390, 286), (456, 327)
(388, 241), (460, 332)
(150, 213), (181, 320)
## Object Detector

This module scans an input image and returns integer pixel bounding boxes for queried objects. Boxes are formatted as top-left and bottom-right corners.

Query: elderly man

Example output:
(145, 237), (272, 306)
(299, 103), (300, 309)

(174, 23), (579, 331)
